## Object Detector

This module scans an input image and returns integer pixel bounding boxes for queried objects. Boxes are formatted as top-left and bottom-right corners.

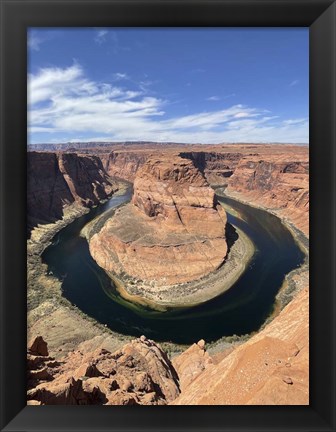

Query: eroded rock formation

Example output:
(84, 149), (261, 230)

(89, 155), (228, 286)
(27, 335), (180, 406)
(27, 152), (116, 235)
(180, 151), (243, 186)
(226, 154), (309, 235)
(101, 150), (149, 181)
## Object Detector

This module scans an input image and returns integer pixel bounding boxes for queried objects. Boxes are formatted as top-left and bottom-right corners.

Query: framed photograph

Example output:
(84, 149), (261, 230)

(1, 0), (335, 431)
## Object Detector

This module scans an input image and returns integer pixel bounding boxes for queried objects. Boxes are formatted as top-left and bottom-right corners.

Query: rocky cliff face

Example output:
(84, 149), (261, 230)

(101, 150), (149, 181)
(90, 155), (228, 286)
(27, 152), (116, 235)
(180, 151), (244, 186)
(226, 154), (309, 235)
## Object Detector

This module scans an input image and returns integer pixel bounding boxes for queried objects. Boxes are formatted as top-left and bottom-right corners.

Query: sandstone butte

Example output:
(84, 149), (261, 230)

(89, 155), (228, 286)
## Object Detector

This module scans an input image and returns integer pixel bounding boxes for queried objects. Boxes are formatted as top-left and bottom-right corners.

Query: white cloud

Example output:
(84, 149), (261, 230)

(28, 126), (56, 133)
(28, 64), (309, 144)
(28, 64), (89, 105)
(233, 112), (258, 119)
(207, 96), (220, 101)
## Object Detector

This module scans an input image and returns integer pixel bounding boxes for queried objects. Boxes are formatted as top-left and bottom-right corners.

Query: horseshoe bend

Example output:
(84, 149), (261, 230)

(88, 155), (254, 308)
(26, 143), (309, 406)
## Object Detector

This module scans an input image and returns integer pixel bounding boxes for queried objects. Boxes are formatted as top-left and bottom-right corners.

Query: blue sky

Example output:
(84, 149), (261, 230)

(28, 28), (308, 144)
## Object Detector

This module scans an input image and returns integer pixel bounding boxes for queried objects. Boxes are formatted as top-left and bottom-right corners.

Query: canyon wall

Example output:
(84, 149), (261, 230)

(100, 151), (149, 181)
(27, 152), (116, 235)
(180, 151), (244, 186)
(27, 146), (309, 239)
(90, 155), (228, 286)
(226, 154), (309, 235)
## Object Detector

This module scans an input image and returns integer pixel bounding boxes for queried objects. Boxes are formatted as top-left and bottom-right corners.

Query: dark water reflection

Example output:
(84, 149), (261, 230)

(42, 191), (305, 344)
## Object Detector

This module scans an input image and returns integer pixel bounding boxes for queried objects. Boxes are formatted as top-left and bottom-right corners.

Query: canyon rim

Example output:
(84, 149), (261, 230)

(26, 27), (309, 406)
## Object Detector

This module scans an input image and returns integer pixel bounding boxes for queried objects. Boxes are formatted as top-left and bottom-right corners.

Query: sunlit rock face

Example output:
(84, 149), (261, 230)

(27, 335), (180, 406)
(226, 154), (309, 235)
(101, 150), (149, 181)
(90, 155), (228, 286)
(172, 287), (309, 406)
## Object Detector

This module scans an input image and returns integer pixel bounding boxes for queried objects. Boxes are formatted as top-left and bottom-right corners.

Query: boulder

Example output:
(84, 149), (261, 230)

(28, 336), (49, 357)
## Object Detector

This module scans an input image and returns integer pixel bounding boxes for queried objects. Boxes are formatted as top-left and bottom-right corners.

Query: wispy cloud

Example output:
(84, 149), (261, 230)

(28, 34), (44, 51)
(207, 94), (236, 102)
(112, 72), (129, 81)
(28, 64), (309, 144)
(289, 80), (299, 87)
(283, 118), (307, 125)
(94, 29), (108, 45)
(233, 112), (259, 119)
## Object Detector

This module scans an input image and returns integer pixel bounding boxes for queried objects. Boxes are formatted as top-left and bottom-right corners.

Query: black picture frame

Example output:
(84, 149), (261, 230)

(0, 0), (335, 431)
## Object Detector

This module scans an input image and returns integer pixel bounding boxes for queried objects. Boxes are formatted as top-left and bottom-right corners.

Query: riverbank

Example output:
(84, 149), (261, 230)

(102, 223), (255, 311)
(27, 182), (135, 359)
(215, 186), (309, 255)
(80, 180), (131, 241)
(215, 187), (309, 321)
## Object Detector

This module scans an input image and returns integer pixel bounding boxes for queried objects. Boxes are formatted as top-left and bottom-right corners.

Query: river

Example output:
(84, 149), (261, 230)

(42, 188), (305, 345)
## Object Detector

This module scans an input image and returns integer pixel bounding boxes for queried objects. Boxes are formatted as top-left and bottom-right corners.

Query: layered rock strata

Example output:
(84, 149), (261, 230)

(226, 154), (309, 235)
(90, 155), (228, 287)
(101, 150), (149, 181)
(179, 151), (244, 186)
(27, 152), (116, 235)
